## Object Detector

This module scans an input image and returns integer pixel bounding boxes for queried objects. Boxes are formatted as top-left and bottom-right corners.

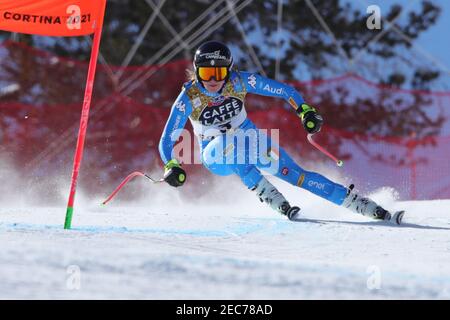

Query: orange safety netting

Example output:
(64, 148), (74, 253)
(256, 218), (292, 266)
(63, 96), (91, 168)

(1, 40), (450, 201)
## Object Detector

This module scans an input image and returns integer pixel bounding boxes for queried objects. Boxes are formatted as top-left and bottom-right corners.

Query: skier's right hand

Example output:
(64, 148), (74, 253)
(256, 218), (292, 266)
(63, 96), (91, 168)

(163, 159), (186, 187)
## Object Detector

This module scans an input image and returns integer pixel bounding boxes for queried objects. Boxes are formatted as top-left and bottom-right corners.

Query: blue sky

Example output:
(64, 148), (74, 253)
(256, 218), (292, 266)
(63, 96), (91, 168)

(409, 0), (450, 68)
(352, 0), (450, 87)
(232, 0), (450, 89)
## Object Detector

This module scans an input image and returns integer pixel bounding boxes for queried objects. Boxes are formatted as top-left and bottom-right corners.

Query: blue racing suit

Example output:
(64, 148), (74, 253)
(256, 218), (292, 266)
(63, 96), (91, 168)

(158, 70), (348, 205)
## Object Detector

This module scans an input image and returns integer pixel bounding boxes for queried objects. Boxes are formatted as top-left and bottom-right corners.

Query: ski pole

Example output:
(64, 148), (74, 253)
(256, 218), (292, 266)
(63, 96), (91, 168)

(307, 133), (344, 167)
(101, 171), (164, 205)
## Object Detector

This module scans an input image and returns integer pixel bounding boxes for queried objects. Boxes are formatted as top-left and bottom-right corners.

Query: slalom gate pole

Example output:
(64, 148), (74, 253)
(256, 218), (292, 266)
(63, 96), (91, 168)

(101, 171), (165, 206)
(307, 133), (344, 167)
(64, 1), (107, 230)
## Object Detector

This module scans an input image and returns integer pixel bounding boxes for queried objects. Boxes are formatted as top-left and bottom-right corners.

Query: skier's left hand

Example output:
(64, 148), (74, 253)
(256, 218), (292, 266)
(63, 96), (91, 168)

(296, 103), (323, 134)
(302, 110), (323, 134)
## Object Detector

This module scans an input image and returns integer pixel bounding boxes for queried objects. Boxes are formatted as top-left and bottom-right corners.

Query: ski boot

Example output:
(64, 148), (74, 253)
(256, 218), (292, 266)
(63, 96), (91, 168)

(252, 177), (300, 221)
(342, 184), (404, 225)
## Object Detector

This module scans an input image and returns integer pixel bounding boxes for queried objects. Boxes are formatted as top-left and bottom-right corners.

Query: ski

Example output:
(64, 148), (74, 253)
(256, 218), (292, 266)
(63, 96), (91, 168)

(286, 209), (405, 226)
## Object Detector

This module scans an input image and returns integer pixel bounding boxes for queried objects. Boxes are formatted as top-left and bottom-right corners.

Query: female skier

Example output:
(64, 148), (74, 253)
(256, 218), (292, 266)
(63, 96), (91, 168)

(159, 41), (403, 224)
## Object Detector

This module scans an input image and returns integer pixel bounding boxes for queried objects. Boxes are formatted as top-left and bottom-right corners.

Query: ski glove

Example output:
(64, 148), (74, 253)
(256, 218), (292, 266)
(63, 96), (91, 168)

(296, 103), (323, 134)
(163, 159), (186, 187)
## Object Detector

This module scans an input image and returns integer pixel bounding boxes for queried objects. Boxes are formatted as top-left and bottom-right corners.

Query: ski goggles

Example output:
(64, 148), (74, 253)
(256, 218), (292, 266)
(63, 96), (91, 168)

(197, 67), (229, 82)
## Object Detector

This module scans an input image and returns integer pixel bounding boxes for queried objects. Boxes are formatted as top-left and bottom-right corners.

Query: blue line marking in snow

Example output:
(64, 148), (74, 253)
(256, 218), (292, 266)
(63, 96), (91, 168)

(0, 219), (295, 237)
(0, 222), (229, 237)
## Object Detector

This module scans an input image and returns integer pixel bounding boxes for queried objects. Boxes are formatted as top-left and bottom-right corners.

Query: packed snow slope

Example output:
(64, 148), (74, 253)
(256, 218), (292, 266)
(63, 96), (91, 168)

(1, 174), (450, 299)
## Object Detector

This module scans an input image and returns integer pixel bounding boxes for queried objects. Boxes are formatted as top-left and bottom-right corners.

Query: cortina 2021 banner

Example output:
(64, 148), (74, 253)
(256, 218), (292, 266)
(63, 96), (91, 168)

(0, 0), (106, 36)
